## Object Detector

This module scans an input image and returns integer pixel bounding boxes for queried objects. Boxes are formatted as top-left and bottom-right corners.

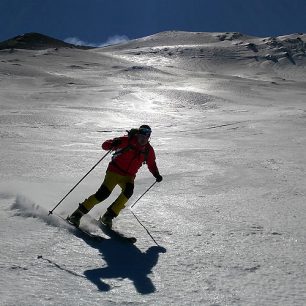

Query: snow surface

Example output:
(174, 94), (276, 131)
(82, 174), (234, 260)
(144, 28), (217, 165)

(1, 31), (306, 305)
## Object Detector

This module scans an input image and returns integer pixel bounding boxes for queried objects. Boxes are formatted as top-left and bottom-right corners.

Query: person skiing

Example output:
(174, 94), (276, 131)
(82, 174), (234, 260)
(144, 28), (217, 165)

(67, 125), (163, 228)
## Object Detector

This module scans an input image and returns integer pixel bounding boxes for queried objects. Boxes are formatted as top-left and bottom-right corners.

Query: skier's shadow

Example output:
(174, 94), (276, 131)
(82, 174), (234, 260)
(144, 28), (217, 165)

(82, 233), (166, 295)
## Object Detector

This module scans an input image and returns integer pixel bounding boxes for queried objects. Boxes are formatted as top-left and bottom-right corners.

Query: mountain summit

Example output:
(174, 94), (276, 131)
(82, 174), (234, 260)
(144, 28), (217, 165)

(0, 32), (92, 50)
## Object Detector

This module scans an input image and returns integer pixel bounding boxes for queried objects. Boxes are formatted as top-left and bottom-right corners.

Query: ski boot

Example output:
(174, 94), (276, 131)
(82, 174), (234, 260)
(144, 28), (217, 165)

(67, 204), (88, 227)
(99, 209), (116, 228)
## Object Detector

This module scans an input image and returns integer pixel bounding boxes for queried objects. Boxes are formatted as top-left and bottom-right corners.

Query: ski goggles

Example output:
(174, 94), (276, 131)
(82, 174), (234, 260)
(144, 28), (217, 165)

(138, 127), (151, 137)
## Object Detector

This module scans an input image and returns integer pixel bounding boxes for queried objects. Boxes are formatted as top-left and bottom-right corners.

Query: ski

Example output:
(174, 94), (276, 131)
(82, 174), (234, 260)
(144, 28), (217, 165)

(53, 213), (105, 242)
(98, 221), (137, 244)
(51, 212), (135, 243)
(66, 219), (105, 242)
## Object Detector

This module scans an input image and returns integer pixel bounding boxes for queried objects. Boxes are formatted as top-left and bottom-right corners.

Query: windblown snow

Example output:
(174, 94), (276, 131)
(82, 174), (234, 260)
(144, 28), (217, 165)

(0, 31), (306, 305)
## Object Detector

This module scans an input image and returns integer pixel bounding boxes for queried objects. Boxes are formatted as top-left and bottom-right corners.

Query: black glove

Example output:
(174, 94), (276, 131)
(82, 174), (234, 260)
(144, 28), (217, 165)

(111, 138), (121, 148)
(155, 174), (163, 182)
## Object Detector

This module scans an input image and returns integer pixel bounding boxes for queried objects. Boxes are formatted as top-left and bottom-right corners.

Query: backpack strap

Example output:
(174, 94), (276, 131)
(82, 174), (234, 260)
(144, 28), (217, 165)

(112, 138), (150, 164)
(142, 144), (150, 164)
(112, 143), (135, 160)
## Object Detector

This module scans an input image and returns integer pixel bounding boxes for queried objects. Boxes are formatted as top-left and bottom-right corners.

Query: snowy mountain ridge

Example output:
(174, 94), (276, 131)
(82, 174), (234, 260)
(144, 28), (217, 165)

(102, 31), (306, 81)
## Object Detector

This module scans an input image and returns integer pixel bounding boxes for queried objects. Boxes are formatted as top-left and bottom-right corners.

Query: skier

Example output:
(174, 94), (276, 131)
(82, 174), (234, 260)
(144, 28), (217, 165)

(67, 125), (163, 228)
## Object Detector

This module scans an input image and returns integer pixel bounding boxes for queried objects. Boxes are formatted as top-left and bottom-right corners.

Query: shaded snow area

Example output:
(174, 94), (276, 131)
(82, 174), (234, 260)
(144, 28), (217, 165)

(1, 31), (306, 305)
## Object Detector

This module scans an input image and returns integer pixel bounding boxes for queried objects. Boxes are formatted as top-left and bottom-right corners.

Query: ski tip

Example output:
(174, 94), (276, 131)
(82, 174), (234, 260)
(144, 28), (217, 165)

(66, 216), (80, 228)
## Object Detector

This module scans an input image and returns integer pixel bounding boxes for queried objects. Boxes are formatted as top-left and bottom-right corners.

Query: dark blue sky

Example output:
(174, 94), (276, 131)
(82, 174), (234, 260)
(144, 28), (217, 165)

(1, 0), (306, 43)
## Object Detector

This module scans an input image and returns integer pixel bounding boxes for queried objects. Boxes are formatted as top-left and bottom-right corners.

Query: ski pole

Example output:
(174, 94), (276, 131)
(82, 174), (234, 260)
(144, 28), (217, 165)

(130, 181), (157, 209)
(129, 181), (159, 245)
(130, 209), (160, 246)
(48, 150), (111, 215)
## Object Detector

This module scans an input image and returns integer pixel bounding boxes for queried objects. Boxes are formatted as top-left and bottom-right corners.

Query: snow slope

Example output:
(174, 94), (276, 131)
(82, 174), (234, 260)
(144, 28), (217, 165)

(0, 31), (306, 305)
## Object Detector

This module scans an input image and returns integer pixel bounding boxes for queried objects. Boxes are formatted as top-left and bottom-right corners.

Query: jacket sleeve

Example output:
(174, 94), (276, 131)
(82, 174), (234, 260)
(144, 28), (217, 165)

(102, 136), (127, 151)
(147, 146), (160, 177)
(102, 139), (114, 150)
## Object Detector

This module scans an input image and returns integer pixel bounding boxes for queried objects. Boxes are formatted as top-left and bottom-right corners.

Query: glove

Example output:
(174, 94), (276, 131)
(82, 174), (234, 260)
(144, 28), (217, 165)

(155, 174), (163, 182)
(111, 138), (121, 148)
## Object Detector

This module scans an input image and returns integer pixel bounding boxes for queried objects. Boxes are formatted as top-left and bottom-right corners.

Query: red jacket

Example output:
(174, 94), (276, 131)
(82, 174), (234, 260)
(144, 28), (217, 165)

(102, 135), (159, 178)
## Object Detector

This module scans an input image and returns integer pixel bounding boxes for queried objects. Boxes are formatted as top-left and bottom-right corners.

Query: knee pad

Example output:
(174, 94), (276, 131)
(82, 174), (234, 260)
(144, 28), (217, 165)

(78, 203), (90, 214)
(123, 183), (134, 199)
(95, 184), (111, 202)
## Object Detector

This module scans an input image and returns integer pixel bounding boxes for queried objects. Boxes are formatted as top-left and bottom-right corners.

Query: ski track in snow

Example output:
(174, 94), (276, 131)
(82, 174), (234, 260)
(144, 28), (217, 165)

(1, 31), (306, 305)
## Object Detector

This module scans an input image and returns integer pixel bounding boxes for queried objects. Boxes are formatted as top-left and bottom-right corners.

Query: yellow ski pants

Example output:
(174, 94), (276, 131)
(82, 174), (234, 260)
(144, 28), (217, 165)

(81, 171), (134, 216)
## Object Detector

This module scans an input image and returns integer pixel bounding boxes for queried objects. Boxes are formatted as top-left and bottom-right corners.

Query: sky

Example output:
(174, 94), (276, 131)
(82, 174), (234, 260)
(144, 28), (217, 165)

(1, 0), (306, 45)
